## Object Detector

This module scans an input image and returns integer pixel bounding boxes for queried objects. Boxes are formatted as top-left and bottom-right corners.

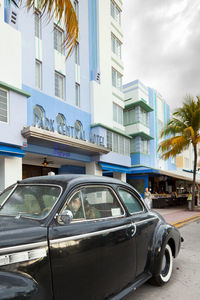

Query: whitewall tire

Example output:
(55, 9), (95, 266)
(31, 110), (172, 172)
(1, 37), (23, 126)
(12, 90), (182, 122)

(150, 244), (173, 286)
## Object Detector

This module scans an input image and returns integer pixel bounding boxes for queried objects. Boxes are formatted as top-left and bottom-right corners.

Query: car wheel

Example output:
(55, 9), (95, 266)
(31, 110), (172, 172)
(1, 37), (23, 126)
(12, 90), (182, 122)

(150, 244), (173, 286)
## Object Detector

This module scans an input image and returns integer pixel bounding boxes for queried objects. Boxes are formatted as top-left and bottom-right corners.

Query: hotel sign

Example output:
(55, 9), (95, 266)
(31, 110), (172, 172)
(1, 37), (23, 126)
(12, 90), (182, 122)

(33, 105), (104, 147)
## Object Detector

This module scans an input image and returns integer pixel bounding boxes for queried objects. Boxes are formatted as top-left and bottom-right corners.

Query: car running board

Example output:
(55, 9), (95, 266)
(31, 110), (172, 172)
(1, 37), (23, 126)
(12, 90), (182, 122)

(109, 272), (152, 300)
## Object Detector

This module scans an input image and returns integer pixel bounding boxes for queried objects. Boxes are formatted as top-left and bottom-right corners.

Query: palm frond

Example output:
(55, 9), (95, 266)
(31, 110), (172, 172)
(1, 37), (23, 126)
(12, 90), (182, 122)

(11, 0), (19, 6)
(183, 126), (195, 142)
(195, 135), (200, 144)
(158, 136), (190, 160)
(160, 118), (186, 138)
(192, 108), (200, 131)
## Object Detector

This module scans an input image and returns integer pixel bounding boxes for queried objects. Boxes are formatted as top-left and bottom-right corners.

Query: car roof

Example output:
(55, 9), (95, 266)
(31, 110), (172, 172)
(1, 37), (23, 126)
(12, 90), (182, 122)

(19, 174), (131, 189)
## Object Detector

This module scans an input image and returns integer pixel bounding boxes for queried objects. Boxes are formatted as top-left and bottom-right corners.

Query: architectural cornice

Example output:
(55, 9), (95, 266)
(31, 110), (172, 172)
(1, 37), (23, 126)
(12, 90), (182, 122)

(21, 126), (110, 154)
(125, 99), (154, 112)
(0, 81), (31, 98)
(91, 123), (132, 139)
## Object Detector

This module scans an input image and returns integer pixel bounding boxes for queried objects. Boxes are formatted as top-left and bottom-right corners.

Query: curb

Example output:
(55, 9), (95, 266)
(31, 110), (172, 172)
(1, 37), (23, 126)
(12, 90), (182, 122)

(171, 214), (200, 228)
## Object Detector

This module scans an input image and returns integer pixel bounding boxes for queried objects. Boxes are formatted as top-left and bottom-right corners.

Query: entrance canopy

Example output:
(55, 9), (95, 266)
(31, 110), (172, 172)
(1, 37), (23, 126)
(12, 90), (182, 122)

(129, 166), (200, 184)
(158, 169), (200, 183)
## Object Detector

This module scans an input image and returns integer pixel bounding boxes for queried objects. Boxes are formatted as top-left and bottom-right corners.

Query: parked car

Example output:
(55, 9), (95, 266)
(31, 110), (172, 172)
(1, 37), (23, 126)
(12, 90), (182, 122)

(0, 175), (182, 300)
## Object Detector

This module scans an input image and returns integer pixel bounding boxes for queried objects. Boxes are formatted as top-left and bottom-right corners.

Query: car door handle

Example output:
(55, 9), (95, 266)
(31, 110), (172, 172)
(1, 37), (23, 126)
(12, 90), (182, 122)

(130, 223), (136, 237)
(126, 223), (136, 238)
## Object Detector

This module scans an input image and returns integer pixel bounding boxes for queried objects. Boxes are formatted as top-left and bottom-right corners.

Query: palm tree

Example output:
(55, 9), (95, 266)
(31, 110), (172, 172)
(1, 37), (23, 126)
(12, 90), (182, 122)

(158, 96), (200, 210)
(16, 0), (78, 57)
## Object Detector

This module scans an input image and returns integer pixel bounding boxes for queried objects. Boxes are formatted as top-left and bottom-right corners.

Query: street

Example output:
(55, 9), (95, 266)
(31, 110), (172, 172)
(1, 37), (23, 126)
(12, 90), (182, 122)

(125, 220), (200, 300)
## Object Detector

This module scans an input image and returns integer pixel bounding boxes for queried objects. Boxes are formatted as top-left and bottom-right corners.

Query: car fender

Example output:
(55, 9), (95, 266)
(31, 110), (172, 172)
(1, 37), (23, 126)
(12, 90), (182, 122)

(149, 222), (181, 276)
(0, 271), (40, 300)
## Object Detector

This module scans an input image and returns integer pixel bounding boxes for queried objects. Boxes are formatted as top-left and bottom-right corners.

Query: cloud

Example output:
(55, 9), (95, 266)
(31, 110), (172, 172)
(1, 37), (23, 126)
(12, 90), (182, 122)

(122, 0), (200, 110)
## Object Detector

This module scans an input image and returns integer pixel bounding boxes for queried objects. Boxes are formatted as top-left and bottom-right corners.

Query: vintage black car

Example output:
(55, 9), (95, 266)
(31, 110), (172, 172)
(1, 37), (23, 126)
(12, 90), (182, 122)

(0, 175), (181, 300)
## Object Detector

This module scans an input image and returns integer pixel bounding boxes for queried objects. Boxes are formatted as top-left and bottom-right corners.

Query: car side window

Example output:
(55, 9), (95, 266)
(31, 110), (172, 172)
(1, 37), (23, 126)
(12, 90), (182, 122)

(65, 186), (124, 222)
(81, 186), (124, 220)
(118, 189), (143, 214)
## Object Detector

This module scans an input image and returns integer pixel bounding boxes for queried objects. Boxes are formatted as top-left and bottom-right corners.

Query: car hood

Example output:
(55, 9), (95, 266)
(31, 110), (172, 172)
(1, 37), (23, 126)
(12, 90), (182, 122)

(0, 216), (47, 250)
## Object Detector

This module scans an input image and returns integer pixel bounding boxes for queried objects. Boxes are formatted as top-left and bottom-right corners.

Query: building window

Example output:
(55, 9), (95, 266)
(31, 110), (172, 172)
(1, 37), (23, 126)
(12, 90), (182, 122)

(111, 34), (121, 58)
(119, 135), (124, 154)
(112, 68), (122, 91)
(141, 139), (149, 154)
(110, 0), (121, 25)
(140, 108), (149, 127)
(106, 130), (130, 156)
(113, 103), (123, 125)
(107, 130), (113, 151)
(0, 89), (8, 123)
(124, 108), (136, 125)
(124, 139), (130, 156)
(55, 72), (65, 99)
(74, 0), (79, 19)
(34, 11), (41, 39)
(75, 83), (80, 107)
(35, 60), (42, 89)
(75, 42), (79, 64)
(130, 138), (136, 153)
(54, 26), (64, 54)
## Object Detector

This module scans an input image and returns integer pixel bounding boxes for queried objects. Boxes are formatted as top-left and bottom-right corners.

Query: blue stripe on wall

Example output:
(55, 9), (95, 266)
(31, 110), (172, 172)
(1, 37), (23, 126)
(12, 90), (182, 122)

(89, 0), (99, 81)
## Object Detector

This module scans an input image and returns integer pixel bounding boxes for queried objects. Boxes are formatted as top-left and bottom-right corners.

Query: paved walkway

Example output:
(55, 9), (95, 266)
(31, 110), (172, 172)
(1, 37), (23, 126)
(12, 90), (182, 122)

(153, 206), (200, 227)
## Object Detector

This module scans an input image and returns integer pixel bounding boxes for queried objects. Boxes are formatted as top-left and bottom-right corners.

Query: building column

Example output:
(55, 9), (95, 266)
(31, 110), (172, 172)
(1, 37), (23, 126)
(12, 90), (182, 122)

(86, 162), (102, 176)
(113, 172), (127, 182)
(0, 157), (22, 191)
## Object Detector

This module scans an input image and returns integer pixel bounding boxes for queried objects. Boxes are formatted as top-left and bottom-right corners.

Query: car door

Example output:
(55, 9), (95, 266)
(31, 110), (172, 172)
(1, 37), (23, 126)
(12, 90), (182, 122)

(49, 184), (137, 300)
(118, 187), (159, 277)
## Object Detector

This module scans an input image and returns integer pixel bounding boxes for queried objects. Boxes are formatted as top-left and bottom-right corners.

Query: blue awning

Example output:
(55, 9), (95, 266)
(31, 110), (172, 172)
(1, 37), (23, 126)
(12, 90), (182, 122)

(99, 163), (161, 175)
(0, 145), (25, 158)
(99, 162), (132, 174)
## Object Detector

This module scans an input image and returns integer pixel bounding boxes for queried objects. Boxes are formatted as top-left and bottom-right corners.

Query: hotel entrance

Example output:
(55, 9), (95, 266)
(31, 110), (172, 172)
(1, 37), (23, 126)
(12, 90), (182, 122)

(22, 164), (58, 179)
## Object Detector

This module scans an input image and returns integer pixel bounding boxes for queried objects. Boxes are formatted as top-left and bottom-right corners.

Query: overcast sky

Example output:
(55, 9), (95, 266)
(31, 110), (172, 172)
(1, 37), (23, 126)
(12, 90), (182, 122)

(122, 0), (200, 111)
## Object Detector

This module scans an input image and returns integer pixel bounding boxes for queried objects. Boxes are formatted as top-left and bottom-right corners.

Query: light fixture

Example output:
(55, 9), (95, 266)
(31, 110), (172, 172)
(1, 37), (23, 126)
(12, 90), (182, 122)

(42, 157), (53, 167)
(42, 157), (48, 167)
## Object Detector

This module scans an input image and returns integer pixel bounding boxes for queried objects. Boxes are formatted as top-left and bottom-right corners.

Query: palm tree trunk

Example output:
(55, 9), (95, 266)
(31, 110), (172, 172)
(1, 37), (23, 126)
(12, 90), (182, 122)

(192, 144), (197, 211)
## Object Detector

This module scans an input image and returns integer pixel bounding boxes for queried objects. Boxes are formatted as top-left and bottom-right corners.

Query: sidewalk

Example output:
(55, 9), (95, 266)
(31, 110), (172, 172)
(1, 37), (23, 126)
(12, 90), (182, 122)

(153, 206), (200, 228)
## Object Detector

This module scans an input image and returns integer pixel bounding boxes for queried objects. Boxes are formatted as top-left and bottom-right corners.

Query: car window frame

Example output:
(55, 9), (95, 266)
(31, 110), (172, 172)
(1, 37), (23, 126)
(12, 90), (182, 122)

(117, 186), (146, 216)
(0, 184), (16, 207)
(60, 184), (126, 223)
(0, 183), (63, 220)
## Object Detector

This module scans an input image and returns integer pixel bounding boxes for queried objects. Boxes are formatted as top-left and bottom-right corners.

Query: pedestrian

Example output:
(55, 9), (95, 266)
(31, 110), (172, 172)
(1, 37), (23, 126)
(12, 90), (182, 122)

(144, 187), (152, 209)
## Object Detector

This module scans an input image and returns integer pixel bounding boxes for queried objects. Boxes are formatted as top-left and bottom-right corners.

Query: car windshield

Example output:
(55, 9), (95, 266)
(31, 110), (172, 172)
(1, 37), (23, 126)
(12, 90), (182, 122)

(0, 184), (61, 219)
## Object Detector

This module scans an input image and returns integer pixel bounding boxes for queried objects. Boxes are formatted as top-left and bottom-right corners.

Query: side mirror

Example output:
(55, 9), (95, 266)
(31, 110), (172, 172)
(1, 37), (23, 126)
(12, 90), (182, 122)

(57, 210), (73, 225)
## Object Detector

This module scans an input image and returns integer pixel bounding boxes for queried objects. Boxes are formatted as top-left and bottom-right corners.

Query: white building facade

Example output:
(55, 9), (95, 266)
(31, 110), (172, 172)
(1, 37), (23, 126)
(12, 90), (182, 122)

(0, 0), (29, 191)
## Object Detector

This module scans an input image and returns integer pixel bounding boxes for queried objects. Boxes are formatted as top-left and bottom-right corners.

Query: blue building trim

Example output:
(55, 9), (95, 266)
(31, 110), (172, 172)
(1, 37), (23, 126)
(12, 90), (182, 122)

(89, 0), (100, 81)
(0, 144), (25, 158)
(25, 144), (92, 163)
(128, 166), (160, 175)
(148, 88), (155, 168)
(99, 162), (132, 174)
(99, 163), (163, 176)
